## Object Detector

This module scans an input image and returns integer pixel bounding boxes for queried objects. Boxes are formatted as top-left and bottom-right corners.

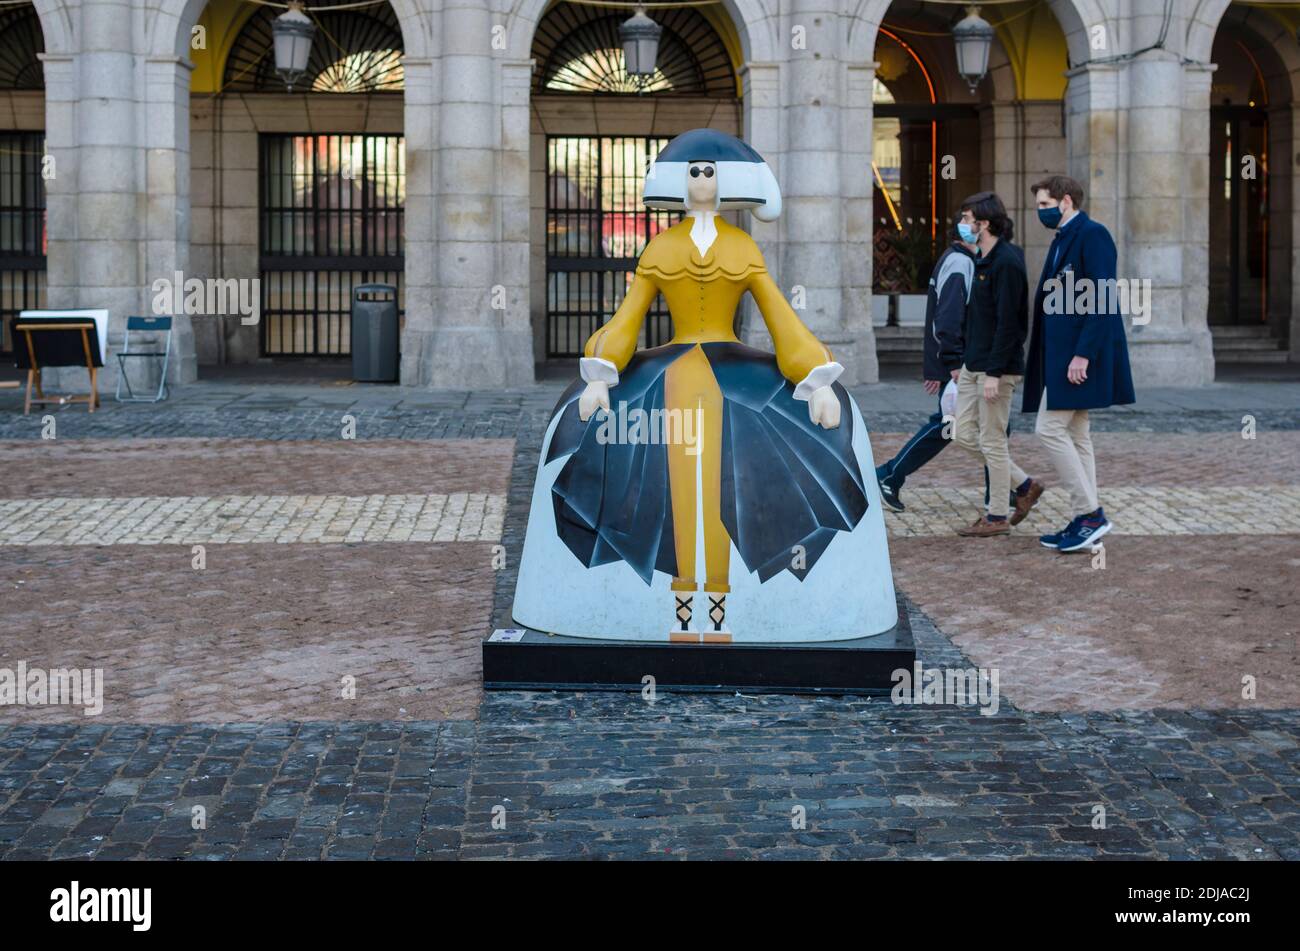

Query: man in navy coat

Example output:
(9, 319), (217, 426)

(1024, 175), (1135, 553)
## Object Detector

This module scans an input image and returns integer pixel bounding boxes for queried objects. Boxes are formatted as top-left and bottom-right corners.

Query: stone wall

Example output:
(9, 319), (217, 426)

(22, 0), (1295, 389)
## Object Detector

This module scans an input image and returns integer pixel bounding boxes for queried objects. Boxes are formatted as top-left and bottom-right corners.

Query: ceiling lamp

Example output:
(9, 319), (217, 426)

(953, 5), (995, 94)
(273, 1), (316, 91)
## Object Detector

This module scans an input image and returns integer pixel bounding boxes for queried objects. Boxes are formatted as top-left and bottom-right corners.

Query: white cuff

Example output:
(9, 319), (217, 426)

(580, 357), (619, 386)
(793, 361), (844, 401)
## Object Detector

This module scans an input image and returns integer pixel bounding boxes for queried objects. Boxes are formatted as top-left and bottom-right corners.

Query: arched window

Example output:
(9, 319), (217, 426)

(0, 5), (44, 90)
(217, 2), (407, 356)
(223, 1), (403, 94)
(531, 4), (733, 96)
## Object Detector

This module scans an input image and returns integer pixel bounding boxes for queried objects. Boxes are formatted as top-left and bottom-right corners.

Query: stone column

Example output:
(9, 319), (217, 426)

(39, 53), (76, 313)
(1066, 54), (1215, 385)
(739, 60), (782, 352)
(1064, 62), (1121, 241)
(841, 62), (878, 384)
(399, 56), (438, 386)
(143, 55), (197, 383)
(498, 59), (533, 377)
(1286, 102), (1300, 362)
(985, 100), (1069, 289)
(406, 2), (532, 388)
(1127, 50), (1213, 384)
(778, 1), (865, 382)
(51, 0), (143, 393)
(1265, 103), (1293, 352)
(1180, 61), (1215, 359)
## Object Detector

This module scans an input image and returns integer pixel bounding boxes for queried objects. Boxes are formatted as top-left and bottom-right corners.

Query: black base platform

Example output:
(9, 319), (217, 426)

(483, 594), (913, 695)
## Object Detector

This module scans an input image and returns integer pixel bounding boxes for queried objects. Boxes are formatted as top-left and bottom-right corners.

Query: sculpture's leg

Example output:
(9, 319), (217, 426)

(665, 345), (732, 640)
(698, 364), (730, 598)
(665, 347), (703, 596)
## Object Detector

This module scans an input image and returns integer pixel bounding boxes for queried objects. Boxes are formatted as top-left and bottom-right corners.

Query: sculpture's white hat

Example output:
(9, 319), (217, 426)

(642, 128), (782, 222)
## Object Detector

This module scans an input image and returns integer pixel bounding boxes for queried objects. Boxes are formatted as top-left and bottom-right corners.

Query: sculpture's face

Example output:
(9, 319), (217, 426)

(686, 161), (717, 209)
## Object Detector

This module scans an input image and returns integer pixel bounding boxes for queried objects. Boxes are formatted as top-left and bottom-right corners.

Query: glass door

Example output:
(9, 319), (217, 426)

(259, 133), (406, 356)
(0, 132), (46, 355)
(1208, 105), (1268, 325)
(545, 135), (677, 357)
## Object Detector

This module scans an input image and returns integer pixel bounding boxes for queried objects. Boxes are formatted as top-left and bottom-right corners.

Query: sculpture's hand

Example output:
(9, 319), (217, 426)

(578, 380), (611, 422)
(808, 385), (841, 429)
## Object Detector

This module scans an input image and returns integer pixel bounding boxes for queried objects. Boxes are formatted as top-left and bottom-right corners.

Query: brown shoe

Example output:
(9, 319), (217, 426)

(956, 516), (1010, 538)
(1009, 478), (1046, 526)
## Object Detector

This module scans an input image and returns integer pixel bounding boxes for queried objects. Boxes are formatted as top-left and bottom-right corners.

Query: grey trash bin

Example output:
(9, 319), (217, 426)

(351, 283), (399, 382)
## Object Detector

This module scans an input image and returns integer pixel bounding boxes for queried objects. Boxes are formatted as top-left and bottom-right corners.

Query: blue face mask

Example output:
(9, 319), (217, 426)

(1038, 205), (1064, 229)
(957, 221), (979, 244)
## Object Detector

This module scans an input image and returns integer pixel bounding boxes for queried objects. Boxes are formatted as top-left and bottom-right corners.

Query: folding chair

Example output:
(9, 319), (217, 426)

(115, 316), (172, 403)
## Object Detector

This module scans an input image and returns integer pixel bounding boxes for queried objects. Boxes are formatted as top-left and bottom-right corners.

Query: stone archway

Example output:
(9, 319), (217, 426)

(849, 1), (1078, 377)
(1202, 3), (1300, 367)
(29, 0), (71, 56)
(147, 0), (436, 380)
(525, 1), (745, 367)
(504, 0), (770, 380)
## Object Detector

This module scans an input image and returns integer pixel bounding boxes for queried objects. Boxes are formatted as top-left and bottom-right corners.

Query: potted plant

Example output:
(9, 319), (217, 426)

(874, 225), (937, 325)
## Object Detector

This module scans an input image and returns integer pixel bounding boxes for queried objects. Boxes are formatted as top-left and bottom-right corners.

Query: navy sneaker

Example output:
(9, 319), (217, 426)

(873, 475), (904, 511)
(1057, 510), (1111, 552)
(1040, 516), (1081, 549)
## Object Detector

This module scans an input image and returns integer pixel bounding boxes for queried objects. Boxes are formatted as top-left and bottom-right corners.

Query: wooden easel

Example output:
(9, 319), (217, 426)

(17, 322), (100, 415)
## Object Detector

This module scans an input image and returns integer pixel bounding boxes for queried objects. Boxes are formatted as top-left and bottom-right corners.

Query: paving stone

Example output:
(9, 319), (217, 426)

(0, 383), (1296, 859)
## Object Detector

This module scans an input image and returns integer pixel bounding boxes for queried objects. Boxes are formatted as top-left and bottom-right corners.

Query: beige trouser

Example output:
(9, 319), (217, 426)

(1034, 388), (1099, 516)
(953, 367), (1027, 518)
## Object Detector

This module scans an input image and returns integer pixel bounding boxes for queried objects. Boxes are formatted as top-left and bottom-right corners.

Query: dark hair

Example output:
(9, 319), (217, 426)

(1030, 174), (1085, 210)
(960, 191), (1014, 241)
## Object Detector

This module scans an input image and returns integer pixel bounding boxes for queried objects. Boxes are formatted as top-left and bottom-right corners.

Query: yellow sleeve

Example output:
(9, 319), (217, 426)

(582, 270), (658, 372)
(748, 270), (834, 384)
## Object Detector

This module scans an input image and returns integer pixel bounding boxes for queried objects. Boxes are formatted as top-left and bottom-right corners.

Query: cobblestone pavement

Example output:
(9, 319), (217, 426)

(1, 379), (1298, 859)
(1, 702), (1297, 860)
(2, 379), (1299, 440)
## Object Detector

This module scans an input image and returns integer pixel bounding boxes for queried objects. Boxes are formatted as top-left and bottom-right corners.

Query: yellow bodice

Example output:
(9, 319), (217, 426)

(584, 217), (833, 385)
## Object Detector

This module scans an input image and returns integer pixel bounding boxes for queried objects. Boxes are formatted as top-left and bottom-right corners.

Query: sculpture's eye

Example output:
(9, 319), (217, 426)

(689, 165), (715, 179)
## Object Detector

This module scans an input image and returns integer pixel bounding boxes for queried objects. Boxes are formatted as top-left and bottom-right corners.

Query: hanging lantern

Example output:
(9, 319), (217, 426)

(620, 5), (662, 84)
(953, 5), (995, 94)
(273, 1), (316, 91)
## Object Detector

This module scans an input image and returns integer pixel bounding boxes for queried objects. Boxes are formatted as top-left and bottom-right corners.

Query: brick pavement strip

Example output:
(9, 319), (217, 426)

(881, 485), (1300, 537)
(0, 439), (516, 500)
(2, 486), (1292, 546)
(0, 542), (494, 723)
(0, 494), (506, 545)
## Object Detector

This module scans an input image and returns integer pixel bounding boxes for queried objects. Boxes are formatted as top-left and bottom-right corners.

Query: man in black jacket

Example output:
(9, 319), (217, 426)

(951, 192), (1044, 537)
(875, 220), (976, 512)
